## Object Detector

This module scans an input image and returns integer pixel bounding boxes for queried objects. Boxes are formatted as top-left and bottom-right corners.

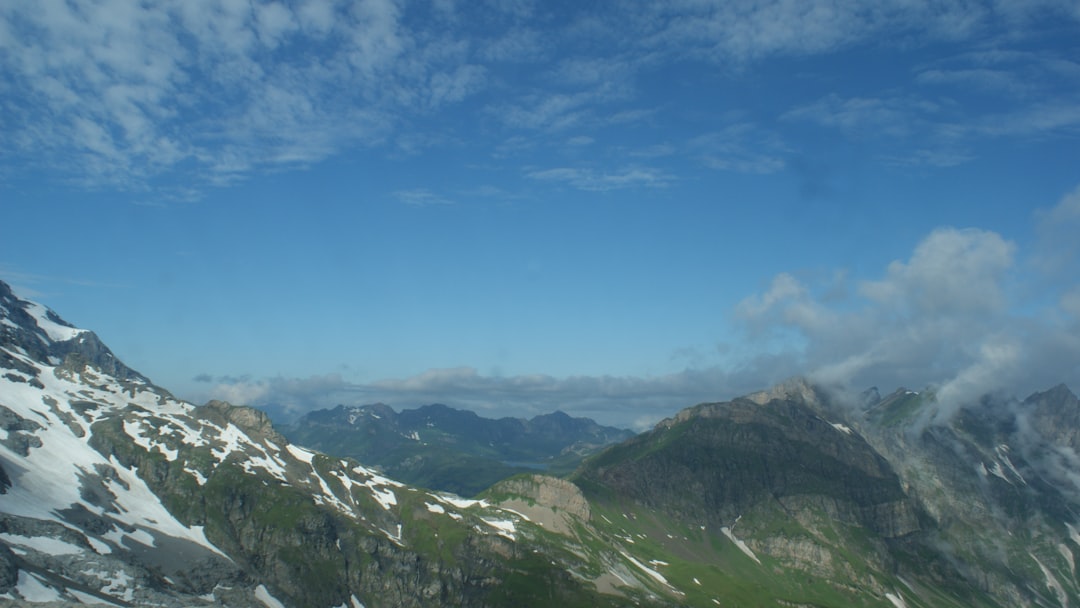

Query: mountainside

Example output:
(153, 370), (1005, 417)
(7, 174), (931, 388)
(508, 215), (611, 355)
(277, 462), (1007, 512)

(4, 277), (1080, 608)
(0, 281), (667, 607)
(281, 403), (633, 496)
(571, 378), (1080, 607)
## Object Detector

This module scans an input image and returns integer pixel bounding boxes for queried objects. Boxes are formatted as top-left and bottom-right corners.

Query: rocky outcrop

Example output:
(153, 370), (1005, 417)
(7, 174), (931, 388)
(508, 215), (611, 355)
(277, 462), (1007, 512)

(198, 399), (287, 445)
(493, 475), (591, 521)
(489, 475), (592, 538)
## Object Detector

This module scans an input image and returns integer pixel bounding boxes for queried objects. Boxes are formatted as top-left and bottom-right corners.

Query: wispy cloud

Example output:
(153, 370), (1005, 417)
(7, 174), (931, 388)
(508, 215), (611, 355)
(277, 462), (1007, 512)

(690, 124), (788, 174)
(392, 189), (455, 206)
(526, 166), (673, 191)
(1, 1), (1076, 193)
(0, 1), (483, 189)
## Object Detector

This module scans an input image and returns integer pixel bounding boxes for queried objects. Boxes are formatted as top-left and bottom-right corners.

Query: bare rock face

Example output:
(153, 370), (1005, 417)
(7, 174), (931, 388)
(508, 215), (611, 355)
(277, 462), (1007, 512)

(495, 475), (591, 521)
(198, 399), (288, 445)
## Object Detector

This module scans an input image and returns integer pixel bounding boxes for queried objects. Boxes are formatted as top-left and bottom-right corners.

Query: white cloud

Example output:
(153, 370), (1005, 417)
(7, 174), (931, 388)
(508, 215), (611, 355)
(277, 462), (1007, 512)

(783, 94), (942, 138)
(641, 0), (993, 62)
(859, 228), (1016, 315)
(735, 221), (1079, 419)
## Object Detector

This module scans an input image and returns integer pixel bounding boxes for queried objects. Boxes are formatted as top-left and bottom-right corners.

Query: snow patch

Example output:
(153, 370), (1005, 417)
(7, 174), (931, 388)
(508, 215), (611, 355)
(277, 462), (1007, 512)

(286, 443), (316, 464)
(996, 445), (1026, 484)
(426, 503), (446, 514)
(0, 533), (83, 556)
(885, 592), (908, 608)
(255, 584), (287, 608)
(25, 301), (86, 342)
(87, 536), (112, 555)
(186, 467), (208, 486)
(1032, 553), (1068, 607)
(619, 551), (670, 586)
(16, 571), (61, 602)
(1068, 523), (1080, 549)
(380, 524), (405, 546)
(481, 518), (517, 540)
(432, 494), (488, 510)
(721, 526), (761, 565)
(830, 422), (853, 435)
(1058, 543), (1075, 577)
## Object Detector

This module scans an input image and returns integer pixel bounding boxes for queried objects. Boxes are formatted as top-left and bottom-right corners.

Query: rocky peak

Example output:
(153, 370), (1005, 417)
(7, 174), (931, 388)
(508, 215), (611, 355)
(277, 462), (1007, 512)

(0, 280), (146, 382)
(199, 399), (287, 445)
(744, 376), (822, 407)
(1023, 383), (1080, 451)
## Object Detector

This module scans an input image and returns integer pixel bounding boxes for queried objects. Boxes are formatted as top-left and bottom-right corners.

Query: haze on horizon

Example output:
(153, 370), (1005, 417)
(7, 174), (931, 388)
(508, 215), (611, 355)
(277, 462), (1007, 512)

(2, 0), (1078, 429)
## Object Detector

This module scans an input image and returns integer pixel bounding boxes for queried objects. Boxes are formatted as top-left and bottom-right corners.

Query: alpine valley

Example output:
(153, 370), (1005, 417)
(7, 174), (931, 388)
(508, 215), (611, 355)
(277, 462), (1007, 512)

(2, 277), (1080, 608)
(280, 403), (634, 496)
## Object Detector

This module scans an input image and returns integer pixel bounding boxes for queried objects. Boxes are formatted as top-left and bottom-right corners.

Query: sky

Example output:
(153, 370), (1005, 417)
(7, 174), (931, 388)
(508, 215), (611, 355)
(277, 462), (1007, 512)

(2, 0), (1079, 429)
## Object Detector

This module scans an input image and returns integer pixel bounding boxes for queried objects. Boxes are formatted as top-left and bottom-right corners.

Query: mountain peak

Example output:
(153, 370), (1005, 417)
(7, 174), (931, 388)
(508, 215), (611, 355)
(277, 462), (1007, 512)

(743, 376), (822, 407)
(0, 279), (146, 382)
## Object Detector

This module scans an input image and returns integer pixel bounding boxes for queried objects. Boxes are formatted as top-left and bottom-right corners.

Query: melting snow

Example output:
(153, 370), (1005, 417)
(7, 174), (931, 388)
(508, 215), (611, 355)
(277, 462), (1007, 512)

(1058, 543), (1075, 576)
(86, 536), (112, 555)
(721, 526), (761, 565)
(432, 494), (488, 510)
(15, 571), (61, 602)
(1032, 554), (1068, 607)
(255, 584), (287, 608)
(885, 592), (908, 608)
(995, 445), (1026, 484)
(619, 551), (670, 586)
(988, 462), (1012, 484)
(0, 533), (83, 556)
(380, 524), (405, 546)
(481, 518), (517, 540)
(1067, 522), (1080, 548)
(286, 444), (316, 464)
(426, 503), (446, 514)
(831, 422), (853, 435)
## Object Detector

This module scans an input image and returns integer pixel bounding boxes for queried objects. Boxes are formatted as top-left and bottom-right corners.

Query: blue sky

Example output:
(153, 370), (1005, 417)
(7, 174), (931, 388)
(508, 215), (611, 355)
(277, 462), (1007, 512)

(2, 0), (1079, 428)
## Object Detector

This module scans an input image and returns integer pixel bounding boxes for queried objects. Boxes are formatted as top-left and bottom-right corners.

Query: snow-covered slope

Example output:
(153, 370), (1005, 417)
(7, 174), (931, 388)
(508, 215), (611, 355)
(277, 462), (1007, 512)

(0, 282), (589, 607)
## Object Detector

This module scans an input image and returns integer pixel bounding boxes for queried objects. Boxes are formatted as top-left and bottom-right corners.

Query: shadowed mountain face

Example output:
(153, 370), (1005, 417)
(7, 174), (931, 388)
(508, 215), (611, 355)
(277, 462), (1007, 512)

(280, 403), (634, 496)
(575, 392), (919, 537)
(4, 278), (1080, 608)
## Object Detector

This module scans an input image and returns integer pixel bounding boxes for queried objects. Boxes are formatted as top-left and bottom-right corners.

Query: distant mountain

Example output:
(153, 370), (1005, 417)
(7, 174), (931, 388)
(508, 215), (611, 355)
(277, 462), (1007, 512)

(280, 402), (634, 496)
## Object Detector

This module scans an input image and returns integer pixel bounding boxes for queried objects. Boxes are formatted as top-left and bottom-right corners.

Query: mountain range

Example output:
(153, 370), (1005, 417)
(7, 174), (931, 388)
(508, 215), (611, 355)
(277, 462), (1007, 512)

(2, 277), (1080, 607)
(280, 403), (634, 496)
